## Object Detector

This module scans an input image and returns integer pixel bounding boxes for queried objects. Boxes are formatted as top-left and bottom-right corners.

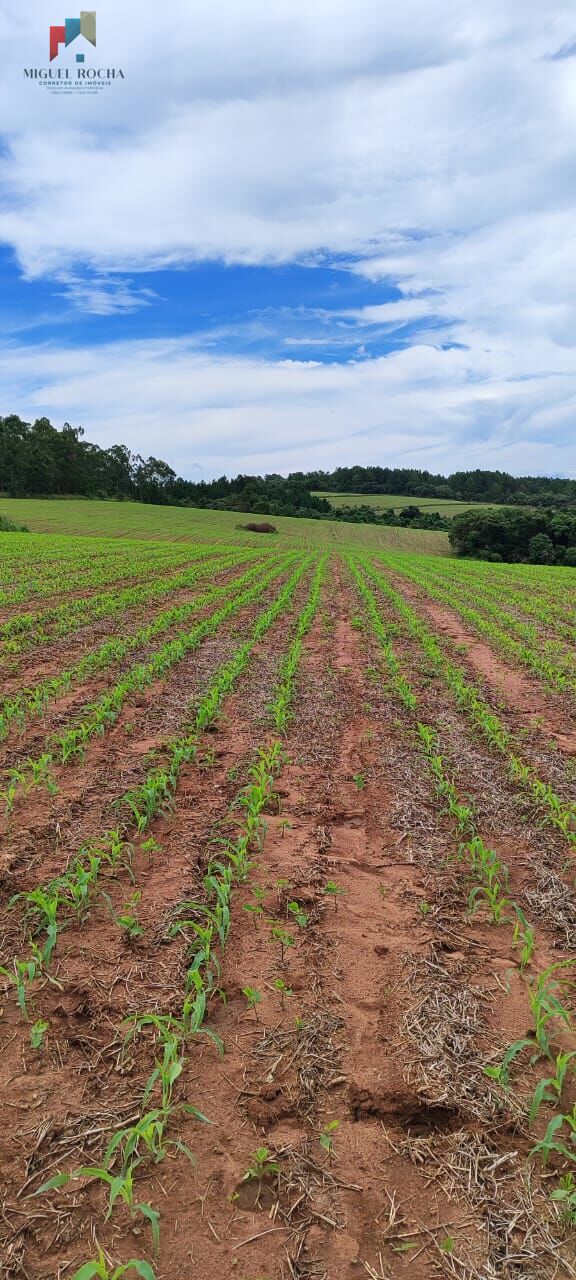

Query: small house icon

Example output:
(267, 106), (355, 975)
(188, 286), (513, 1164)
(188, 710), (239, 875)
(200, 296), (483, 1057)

(50, 11), (96, 62)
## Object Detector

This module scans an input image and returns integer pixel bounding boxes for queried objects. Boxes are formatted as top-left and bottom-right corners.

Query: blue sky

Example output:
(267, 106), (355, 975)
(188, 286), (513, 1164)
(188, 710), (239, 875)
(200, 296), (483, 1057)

(1, 1), (575, 480)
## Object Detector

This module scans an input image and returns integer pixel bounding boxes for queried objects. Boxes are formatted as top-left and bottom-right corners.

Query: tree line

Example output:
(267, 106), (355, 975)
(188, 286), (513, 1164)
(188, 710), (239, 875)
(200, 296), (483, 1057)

(0, 415), (449, 529)
(307, 464), (576, 508)
(2, 415), (576, 562)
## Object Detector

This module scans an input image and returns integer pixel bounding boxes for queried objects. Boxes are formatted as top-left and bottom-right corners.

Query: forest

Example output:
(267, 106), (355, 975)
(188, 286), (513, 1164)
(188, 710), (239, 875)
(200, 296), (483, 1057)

(2, 415), (576, 560)
(0, 415), (448, 528)
(449, 507), (576, 564)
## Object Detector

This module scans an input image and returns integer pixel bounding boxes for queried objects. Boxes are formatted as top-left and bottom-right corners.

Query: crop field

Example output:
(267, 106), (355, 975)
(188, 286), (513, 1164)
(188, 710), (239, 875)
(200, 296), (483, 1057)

(0, 499), (450, 554)
(2, 520), (576, 1280)
(313, 492), (511, 517)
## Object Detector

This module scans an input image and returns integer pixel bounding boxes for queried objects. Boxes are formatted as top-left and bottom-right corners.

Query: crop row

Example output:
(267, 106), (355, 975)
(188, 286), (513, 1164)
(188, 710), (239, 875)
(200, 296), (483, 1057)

(388, 556), (576, 695)
(0, 541), (242, 608)
(366, 557), (576, 850)
(1, 554), (299, 812)
(0, 539), (188, 582)
(348, 553), (576, 1221)
(0, 554), (284, 741)
(429, 555), (576, 629)
(4, 556), (313, 979)
(13, 558), (326, 1277)
(0, 547), (263, 657)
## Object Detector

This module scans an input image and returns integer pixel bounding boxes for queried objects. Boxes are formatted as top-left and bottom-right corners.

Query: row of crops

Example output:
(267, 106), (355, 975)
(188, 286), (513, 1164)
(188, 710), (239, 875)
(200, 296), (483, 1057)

(1, 531), (576, 1279)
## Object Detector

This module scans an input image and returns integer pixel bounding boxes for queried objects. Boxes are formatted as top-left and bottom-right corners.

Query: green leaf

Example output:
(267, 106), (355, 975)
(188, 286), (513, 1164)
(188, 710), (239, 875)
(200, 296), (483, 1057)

(76, 1166), (115, 1188)
(120, 1265), (156, 1280)
(136, 1202), (160, 1251)
(71, 1265), (102, 1280)
(171, 1138), (196, 1164)
(181, 1103), (212, 1124)
(33, 1171), (71, 1195)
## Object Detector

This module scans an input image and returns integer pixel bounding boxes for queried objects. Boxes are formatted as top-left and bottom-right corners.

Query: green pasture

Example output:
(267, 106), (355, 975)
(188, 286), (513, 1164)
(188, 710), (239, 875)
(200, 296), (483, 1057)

(0, 498), (451, 555)
(314, 491), (509, 517)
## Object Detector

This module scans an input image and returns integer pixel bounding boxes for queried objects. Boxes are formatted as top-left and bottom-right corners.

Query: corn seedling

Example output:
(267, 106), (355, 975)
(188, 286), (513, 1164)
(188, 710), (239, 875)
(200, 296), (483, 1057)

(551, 1173), (576, 1225)
(71, 1253), (156, 1280)
(512, 908), (536, 971)
(0, 956), (40, 1019)
(36, 1164), (160, 1250)
(468, 881), (513, 926)
(529, 1051), (576, 1124)
(531, 1103), (576, 1164)
(102, 890), (144, 942)
(528, 961), (575, 1059)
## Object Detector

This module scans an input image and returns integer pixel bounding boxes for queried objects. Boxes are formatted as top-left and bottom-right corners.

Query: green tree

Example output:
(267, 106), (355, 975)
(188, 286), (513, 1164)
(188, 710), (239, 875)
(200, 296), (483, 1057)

(528, 533), (556, 564)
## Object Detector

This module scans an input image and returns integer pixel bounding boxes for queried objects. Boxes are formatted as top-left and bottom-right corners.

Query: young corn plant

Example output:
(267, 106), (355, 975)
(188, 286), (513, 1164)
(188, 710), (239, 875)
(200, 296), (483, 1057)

(36, 1164), (160, 1251)
(102, 890), (144, 943)
(71, 1253), (155, 1280)
(550, 1173), (576, 1225)
(30, 1019), (49, 1050)
(529, 1051), (576, 1125)
(0, 956), (40, 1018)
(512, 907), (536, 971)
(531, 1103), (576, 1165)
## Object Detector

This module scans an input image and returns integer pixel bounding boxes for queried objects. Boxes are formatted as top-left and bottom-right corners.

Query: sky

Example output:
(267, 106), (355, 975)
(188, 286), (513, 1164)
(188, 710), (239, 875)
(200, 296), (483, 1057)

(0, 1), (575, 481)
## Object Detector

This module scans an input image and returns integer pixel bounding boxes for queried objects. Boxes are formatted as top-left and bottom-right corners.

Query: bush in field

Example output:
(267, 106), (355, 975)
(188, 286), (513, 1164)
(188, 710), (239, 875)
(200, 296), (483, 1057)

(237, 522), (278, 534)
(0, 515), (28, 532)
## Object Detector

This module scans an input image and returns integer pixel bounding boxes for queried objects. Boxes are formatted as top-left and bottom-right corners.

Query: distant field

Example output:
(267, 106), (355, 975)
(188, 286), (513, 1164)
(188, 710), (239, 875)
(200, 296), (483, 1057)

(314, 491), (509, 517)
(0, 497), (451, 554)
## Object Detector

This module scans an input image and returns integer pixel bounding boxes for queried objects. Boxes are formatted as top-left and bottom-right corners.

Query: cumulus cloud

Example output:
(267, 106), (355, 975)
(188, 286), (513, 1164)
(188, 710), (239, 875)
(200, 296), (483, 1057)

(1, 0), (574, 275)
(0, 0), (575, 474)
(1, 332), (575, 479)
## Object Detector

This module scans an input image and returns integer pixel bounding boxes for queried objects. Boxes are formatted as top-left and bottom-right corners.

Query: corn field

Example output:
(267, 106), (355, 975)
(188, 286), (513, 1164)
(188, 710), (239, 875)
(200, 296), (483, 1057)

(1, 527), (576, 1280)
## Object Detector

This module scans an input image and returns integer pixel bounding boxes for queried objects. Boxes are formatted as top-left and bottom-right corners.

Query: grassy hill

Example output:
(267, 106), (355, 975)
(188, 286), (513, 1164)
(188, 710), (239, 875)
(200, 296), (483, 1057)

(314, 491), (510, 517)
(0, 497), (451, 554)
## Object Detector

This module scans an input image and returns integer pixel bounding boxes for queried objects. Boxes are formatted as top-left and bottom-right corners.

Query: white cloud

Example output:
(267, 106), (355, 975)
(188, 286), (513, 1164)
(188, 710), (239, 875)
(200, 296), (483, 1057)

(1, 1), (574, 276)
(1, 332), (576, 479)
(0, 0), (575, 474)
(54, 274), (159, 314)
